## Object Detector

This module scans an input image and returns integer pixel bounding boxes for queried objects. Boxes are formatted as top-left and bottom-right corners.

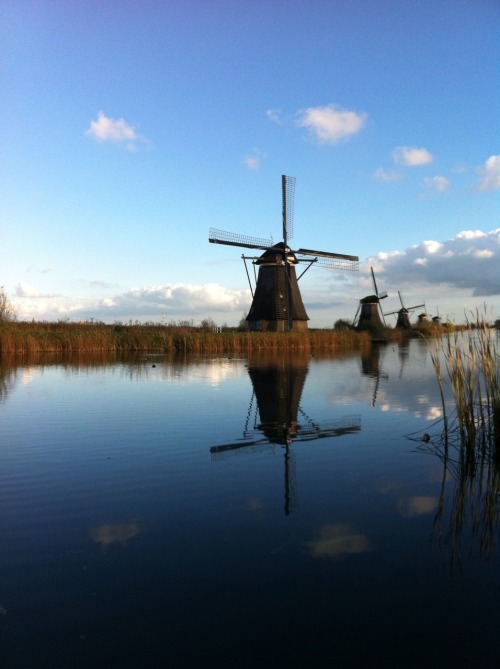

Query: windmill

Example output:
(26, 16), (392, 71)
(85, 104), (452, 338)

(209, 175), (359, 332)
(384, 292), (426, 329)
(353, 267), (388, 330)
(431, 306), (441, 326)
(210, 356), (361, 515)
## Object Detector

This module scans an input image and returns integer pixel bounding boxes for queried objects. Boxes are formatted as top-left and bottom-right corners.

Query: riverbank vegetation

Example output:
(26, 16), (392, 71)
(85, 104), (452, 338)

(415, 309), (500, 565)
(428, 310), (500, 446)
(0, 319), (375, 356)
(0, 314), (492, 357)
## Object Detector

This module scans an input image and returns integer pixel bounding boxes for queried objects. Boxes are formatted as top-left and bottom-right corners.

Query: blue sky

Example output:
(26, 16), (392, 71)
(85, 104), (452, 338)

(1, 0), (499, 326)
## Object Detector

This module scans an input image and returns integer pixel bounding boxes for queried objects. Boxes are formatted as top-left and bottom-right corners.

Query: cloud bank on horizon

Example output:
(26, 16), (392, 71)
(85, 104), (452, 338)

(12, 228), (500, 325)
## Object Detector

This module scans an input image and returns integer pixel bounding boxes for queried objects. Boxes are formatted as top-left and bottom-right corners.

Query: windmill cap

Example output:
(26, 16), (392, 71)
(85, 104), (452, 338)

(256, 242), (298, 264)
(360, 294), (380, 304)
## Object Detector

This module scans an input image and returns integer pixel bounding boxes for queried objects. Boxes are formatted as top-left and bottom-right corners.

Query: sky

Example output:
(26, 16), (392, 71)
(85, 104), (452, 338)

(1, 0), (499, 327)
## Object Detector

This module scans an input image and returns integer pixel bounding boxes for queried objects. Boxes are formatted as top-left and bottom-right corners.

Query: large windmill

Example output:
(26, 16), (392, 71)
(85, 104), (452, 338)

(209, 175), (359, 332)
(353, 267), (388, 330)
(384, 292), (425, 329)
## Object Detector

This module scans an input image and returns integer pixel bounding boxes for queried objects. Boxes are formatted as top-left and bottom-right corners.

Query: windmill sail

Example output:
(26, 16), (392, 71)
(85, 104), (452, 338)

(282, 174), (295, 245)
(208, 228), (272, 251)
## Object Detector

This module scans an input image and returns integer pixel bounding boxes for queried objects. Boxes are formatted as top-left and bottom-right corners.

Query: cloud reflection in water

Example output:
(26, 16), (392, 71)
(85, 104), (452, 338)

(306, 523), (372, 558)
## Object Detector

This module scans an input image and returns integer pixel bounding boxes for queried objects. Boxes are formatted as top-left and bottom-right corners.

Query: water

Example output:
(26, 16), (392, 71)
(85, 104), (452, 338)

(1, 341), (499, 668)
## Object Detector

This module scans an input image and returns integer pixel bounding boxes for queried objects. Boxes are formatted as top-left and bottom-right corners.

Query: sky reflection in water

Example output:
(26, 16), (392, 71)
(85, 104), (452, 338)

(1, 340), (499, 668)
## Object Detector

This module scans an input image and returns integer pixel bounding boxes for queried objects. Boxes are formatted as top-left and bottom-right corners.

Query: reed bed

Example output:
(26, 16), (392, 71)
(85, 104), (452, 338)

(412, 312), (500, 566)
(0, 321), (371, 357)
(428, 311), (500, 446)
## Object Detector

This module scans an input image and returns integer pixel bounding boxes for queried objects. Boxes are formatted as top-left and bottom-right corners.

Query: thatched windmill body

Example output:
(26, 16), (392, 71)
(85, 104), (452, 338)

(209, 175), (359, 332)
(354, 267), (388, 331)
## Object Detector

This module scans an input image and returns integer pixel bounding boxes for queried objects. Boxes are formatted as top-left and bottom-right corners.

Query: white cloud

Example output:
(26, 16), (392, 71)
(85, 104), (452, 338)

(296, 104), (367, 144)
(242, 148), (266, 170)
(12, 282), (252, 324)
(393, 146), (434, 166)
(367, 228), (500, 298)
(243, 156), (260, 170)
(473, 249), (494, 258)
(477, 155), (500, 191)
(85, 112), (152, 151)
(455, 229), (487, 240)
(424, 176), (450, 192)
(124, 283), (249, 311)
(266, 108), (282, 124)
(15, 282), (61, 298)
(422, 240), (443, 254)
(374, 167), (403, 183)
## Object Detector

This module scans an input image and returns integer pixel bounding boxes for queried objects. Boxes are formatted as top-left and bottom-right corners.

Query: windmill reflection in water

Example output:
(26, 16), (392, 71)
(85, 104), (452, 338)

(210, 355), (361, 515)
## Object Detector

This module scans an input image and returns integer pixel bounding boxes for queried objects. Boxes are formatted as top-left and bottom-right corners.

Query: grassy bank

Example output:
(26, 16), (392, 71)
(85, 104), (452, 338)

(0, 321), (372, 356)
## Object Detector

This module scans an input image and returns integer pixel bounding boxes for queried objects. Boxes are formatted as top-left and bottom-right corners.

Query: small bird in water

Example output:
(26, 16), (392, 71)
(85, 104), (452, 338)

(422, 433), (430, 442)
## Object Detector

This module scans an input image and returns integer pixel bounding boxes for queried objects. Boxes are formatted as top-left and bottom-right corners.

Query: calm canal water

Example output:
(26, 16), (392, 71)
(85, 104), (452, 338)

(1, 340), (499, 668)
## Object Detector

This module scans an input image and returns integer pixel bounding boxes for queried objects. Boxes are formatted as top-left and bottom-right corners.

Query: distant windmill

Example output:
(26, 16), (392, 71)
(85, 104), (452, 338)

(353, 267), (388, 330)
(417, 311), (430, 326)
(209, 175), (359, 332)
(384, 292), (425, 329)
(431, 306), (441, 326)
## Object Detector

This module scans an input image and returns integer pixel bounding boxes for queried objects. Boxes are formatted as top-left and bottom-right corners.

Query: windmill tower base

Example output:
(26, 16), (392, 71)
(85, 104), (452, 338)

(357, 298), (385, 332)
(246, 257), (309, 332)
(395, 309), (412, 329)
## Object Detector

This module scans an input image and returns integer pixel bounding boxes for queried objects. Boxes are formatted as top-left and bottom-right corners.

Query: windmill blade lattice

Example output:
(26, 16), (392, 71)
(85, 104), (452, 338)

(297, 252), (359, 271)
(209, 228), (272, 251)
(282, 174), (296, 245)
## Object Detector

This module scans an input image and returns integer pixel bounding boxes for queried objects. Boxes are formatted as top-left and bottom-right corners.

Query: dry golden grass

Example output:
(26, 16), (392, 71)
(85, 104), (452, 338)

(0, 321), (371, 356)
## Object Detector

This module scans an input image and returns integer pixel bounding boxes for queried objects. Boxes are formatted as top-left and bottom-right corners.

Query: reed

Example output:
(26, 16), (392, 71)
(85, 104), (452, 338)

(416, 311), (500, 567)
(428, 308), (500, 447)
(0, 321), (371, 356)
